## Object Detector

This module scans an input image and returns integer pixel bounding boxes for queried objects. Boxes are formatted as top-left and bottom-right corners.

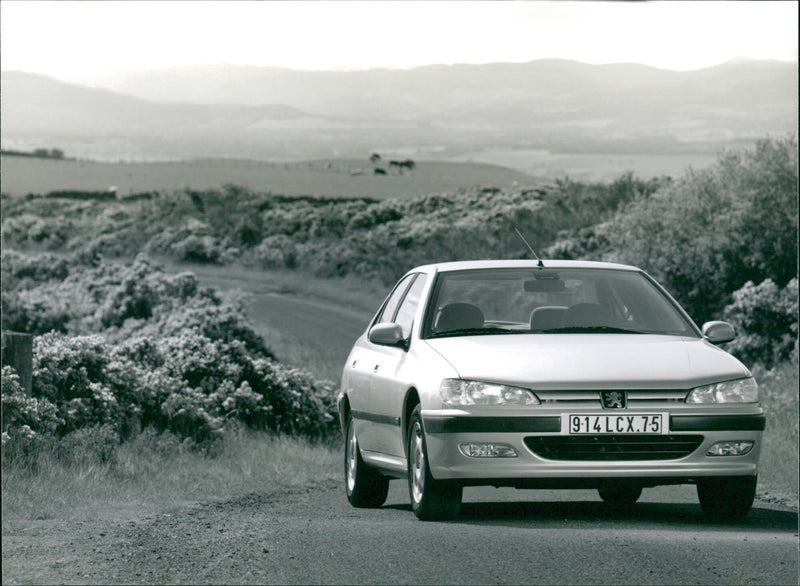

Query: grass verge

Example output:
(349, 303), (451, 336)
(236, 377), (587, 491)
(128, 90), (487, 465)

(159, 259), (386, 315)
(2, 428), (341, 523)
(754, 359), (799, 508)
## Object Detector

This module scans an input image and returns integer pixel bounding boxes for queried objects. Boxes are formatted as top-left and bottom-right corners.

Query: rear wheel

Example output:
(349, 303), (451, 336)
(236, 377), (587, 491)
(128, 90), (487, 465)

(696, 476), (757, 521)
(598, 484), (642, 506)
(344, 413), (389, 508)
(407, 405), (462, 521)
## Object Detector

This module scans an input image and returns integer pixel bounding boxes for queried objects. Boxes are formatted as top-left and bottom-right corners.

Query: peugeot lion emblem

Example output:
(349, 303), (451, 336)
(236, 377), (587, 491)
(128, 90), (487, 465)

(601, 391), (626, 409)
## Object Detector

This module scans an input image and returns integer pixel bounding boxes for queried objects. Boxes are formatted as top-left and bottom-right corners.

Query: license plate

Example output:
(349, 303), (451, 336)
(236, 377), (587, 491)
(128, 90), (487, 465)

(565, 414), (667, 435)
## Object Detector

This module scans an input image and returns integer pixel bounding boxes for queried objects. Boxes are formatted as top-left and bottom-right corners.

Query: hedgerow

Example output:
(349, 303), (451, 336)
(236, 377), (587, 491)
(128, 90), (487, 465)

(1, 254), (338, 455)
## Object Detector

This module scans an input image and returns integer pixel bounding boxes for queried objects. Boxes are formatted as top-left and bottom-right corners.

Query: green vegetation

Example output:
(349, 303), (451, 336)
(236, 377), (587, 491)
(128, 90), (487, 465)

(2, 135), (797, 512)
(2, 254), (338, 456)
(1, 148), (66, 160)
(602, 137), (797, 326)
(1, 428), (338, 521)
(755, 360), (799, 503)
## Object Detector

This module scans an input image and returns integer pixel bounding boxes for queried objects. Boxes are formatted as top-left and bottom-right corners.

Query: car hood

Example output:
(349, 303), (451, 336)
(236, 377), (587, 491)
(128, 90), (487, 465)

(423, 334), (749, 390)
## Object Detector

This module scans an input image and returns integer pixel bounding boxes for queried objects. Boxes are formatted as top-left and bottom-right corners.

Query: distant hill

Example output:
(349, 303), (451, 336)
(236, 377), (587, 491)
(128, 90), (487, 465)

(1, 59), (796, 161)
(0, 71), (314, 142)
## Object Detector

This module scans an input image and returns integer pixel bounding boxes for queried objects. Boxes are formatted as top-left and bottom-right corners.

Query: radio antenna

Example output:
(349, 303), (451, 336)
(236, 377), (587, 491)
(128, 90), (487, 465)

(513, 226), (544, 268)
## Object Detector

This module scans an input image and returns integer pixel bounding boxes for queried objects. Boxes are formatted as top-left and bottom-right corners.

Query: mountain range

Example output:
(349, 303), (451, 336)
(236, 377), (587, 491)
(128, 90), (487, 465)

(1, 59), (796, 161)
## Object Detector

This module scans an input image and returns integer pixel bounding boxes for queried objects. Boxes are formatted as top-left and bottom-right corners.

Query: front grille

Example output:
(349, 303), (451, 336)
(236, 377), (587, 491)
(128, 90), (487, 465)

(524, 435), (704, 461)
(535, 389), (687, 409)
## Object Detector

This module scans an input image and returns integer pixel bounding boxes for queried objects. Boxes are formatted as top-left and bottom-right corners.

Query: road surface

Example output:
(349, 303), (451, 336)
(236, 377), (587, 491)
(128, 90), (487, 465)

(3, 481), (797, 584)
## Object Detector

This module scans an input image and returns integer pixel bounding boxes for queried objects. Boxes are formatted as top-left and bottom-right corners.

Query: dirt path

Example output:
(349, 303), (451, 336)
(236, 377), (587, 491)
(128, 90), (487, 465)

(3, 480), (797, 585)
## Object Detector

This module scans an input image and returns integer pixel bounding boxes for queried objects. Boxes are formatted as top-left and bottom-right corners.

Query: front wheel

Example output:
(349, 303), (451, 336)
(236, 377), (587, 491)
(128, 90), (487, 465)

(696, 476), (757, 521)
(344, 413), (389, 508)
(407, 405), (462, 521)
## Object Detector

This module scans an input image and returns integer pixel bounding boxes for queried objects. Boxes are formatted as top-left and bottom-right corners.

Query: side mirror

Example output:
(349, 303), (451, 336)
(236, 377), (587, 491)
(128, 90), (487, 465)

(702, 321), (736, 344)
(368, 323), (408, 349)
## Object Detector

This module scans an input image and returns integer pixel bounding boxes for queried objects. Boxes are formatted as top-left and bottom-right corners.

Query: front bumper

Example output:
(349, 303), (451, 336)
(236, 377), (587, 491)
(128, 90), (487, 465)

(421, 410), (764, 484)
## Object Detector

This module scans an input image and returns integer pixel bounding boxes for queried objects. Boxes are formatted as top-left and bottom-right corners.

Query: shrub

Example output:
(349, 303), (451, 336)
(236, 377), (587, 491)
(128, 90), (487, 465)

(171, 234), (221, 263)
(722, 278), (798, 369)
(2, 366), (62, 440)
(0, 250), (71, 287)
(605, 136), (797, 321)
(255, 235), (299, 270)
(1, 289), (71, 334)
(32, 334), (128, 436)
(1, 252), (338, 446)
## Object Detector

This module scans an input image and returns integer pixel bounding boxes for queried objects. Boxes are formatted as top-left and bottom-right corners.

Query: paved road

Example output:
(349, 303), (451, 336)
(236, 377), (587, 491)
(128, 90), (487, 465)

(7, 480), (795, 585)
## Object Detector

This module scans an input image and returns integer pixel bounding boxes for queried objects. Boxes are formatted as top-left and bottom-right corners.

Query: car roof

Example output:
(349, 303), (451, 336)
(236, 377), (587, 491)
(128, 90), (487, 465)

(408, 259), (641, 275)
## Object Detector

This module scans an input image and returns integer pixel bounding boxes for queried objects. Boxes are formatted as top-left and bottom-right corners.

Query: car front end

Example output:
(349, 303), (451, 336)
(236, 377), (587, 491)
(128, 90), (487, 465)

(420, 333), (763, 487)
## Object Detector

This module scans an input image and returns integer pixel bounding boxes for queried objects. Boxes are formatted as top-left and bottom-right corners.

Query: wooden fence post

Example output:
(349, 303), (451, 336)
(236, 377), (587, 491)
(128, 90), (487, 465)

(1, 332), (33, 397)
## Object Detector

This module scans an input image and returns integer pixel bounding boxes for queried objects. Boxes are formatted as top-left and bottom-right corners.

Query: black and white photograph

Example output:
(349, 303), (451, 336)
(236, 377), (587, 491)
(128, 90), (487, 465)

(1, 1), (797, 584)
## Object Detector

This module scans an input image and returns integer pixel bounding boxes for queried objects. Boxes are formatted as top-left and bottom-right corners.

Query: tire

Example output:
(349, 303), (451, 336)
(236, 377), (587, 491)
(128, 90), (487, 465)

(344, 413), (389, 508)
(696, 476), (757, 521)
(407, 405), (462, 521)
(598, 484), (643, 506)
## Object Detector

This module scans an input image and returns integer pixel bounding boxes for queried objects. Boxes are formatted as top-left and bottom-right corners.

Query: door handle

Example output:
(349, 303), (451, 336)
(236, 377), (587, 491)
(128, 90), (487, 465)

(373, 364), (380, 373)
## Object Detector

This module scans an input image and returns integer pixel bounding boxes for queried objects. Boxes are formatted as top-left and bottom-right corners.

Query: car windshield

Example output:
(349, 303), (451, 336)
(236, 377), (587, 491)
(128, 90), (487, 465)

(422, 268), (697, 339)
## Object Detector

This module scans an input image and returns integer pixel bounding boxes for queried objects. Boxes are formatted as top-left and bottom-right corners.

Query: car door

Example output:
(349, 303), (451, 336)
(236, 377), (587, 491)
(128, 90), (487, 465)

(346, 273), (416, 454)
(362, 273), (428, 457)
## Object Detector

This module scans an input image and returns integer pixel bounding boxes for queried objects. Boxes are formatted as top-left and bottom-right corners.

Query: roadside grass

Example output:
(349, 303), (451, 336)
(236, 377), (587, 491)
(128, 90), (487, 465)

(256, 325), (348, 385)
(160, 260), (386, 315)
(1, 428), (341, 523)
(161, 261), (384, 382)
(754, 359), (799, 507)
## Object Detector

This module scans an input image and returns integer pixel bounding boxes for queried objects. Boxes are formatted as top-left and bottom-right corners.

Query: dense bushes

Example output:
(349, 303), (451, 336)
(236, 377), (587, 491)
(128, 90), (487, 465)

(1, 254), (337, 454)
(589, 136), (798, 368)
(604, 136), (797, 321)
(1, 171), (665, 285)
(722, 278), (798, 369)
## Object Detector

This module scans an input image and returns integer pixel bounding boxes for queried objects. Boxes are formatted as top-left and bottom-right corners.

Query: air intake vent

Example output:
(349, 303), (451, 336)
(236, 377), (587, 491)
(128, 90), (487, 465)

(524, 435), (704, 461)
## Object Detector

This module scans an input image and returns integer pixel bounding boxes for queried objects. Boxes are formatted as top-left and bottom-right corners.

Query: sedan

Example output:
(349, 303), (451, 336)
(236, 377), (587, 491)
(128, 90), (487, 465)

(338, 260), (764, 521)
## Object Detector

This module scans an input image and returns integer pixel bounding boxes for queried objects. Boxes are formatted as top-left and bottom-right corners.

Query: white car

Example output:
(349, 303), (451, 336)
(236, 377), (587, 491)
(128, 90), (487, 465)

(338, 260), (764, 521)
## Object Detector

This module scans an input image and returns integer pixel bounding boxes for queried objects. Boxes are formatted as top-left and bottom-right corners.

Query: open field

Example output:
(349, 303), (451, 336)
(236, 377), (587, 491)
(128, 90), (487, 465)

(446, 149), (722, 182)
(0, 155), (532, 199)
(0, 149), (726, 199)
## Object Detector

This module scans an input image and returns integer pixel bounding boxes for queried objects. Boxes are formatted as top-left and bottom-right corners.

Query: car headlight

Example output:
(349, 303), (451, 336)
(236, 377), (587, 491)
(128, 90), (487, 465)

(440, 379), (540, 406)
(685, 377), (759, 404)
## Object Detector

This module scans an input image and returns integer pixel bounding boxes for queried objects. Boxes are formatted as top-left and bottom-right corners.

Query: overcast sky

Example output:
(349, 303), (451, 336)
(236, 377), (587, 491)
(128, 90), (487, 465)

(1, 0), (797, 80)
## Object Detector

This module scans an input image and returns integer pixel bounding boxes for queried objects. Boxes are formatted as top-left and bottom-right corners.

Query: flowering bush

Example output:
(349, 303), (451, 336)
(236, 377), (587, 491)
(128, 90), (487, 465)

(2, 253), (337, 453)
(2, 366), (62, 444)
(722, 278), (798, 369)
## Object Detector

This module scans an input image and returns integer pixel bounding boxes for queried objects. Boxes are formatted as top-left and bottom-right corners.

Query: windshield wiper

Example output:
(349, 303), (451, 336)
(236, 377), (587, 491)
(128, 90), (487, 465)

(428, 327), (518, 339)
(537, 326), (650, 334)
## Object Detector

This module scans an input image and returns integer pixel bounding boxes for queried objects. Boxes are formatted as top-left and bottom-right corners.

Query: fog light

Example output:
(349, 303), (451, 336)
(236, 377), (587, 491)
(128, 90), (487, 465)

(707, 441), (754, 456)
(459, 443), (518, 458)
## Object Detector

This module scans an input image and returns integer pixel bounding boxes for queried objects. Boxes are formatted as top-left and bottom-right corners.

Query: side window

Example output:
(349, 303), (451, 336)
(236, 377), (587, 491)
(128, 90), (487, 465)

(394, 274), (428, 338)
(376, 274), (415, 325)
